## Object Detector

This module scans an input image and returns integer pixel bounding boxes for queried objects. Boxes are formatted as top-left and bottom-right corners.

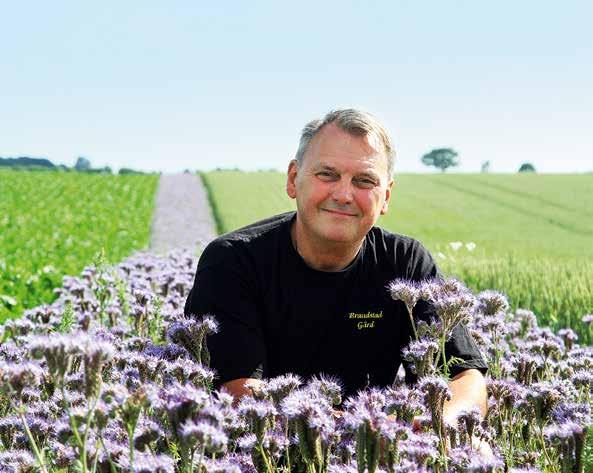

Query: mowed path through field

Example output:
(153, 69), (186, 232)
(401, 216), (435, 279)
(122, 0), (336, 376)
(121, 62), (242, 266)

(149, 174), (216, 255)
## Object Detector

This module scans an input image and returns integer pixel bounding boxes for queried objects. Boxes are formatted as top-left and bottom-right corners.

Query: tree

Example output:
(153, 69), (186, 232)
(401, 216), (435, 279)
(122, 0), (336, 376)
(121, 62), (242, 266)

(421, 148), (459, 172)
(481, 161), (490, 173)
(74, 156), (91, 171)
(518, 163), (536, 173)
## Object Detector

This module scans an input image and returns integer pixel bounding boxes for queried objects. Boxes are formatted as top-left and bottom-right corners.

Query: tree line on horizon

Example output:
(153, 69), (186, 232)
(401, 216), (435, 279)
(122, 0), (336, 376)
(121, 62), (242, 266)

(421, 148), (537, 173)
(0, 156), (150, 175)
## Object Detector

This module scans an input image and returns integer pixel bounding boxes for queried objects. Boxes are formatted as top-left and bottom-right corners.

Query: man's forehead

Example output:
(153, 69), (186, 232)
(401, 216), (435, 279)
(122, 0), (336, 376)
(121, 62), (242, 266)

(307, 125), (389, 172)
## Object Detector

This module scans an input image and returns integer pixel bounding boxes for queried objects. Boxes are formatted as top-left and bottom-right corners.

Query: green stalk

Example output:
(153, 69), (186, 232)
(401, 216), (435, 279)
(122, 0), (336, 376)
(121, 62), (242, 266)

(196, 445), (205, 473)
(81, 391), (101, 473)
(406, 306), (418, 340)
(99, 437), (118, 473)
(538, 425), (558, 473)
(440, 335), (449, 378)
(91, 437), (101, 473)
(16, 405), (49, 473)
(60, 385), (85, 450)
(126, 418), (140, 473)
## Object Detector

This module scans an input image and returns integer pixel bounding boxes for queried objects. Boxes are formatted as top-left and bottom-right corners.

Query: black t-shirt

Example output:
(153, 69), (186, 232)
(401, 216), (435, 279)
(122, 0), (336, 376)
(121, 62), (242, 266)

(184, 211), (487, 399)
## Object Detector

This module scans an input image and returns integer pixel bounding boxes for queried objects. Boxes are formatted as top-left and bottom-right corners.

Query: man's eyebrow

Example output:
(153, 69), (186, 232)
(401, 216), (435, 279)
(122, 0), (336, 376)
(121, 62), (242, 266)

(313, 164), (339, 172)
(355, 171), (380, 181)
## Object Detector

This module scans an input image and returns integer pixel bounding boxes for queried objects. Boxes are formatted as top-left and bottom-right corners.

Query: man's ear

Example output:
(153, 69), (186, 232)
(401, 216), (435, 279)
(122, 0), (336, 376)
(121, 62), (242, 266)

(286, 160), (298, 199)
(380, 178), (394, 215)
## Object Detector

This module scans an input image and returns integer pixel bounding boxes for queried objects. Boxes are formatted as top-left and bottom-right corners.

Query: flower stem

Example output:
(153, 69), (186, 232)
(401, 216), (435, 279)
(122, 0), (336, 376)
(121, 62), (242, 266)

(17, 405), (49, 473)
(406, 306), (418, 340)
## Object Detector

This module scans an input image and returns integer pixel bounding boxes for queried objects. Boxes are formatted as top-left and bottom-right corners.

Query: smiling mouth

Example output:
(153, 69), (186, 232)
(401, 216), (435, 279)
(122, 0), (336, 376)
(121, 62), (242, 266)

(321, 208), (357, 217)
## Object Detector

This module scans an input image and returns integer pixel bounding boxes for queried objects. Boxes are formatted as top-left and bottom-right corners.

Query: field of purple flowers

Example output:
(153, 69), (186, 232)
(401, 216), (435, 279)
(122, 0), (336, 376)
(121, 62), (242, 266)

(0, 250), (591, 472)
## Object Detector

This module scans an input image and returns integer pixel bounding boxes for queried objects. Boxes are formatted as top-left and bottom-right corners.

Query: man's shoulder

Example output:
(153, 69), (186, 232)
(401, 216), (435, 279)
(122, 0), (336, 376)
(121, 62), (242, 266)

(367, 226), (437, 278)
(227, 211), (295, 240)
(368, 225), (428, 253)
(199, 212), (294, 266)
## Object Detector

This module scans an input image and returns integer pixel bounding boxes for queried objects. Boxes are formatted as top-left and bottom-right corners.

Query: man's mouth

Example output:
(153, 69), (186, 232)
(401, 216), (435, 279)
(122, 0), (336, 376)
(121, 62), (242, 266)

(321, 208), (357, 217)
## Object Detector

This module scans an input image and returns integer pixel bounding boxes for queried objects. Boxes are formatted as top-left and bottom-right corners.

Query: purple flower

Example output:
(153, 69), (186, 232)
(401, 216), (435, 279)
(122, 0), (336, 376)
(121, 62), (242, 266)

(475, 290), (509, 316)
(143, 342), (190, 361)
(117, 451), (175, 473)
(134, 419), (164, 450)
(384, 385), (423, 423)
(0, 343), (25, 364)
(463, 454), (505, 472)
(0, 449), (37, 472)
(49, 441), (77, 468)
(0, 415), (21, 449)
(388, 279), (421, 309)
(552, 401), (591, 426)
(307, 374), (343, 406)
(238, 397), (277, 441)
(399, 433), (439, 465)
(260, 373), (303, 405)
(513, 309), (538, 334)
(328, 463), (359, 473)
(0, 361), (44, 397)
(511, 352), (541, 386)
(201, 457), (243, 473)
(237, 433), (257, 452)
(281, 388), (335, 465)
(573, 370), (593, 393)
(166, 316), (219, 365)
(508, 468), (542, 473)
(219, 453), (257, 473)
(418, 376), (451, 438)
(557, 328), (578, 350)
(156, 382), (209, 433)
(455, 407), (481, 444)
(401, 338), (439, 377)
(180, 419), (228, 453)
(82, 339), (115, 398)
(526, 381), (565, 426)
(487, 379), (525, 412)
(431, 293), (475, 336)
(163, 359), (215, 387)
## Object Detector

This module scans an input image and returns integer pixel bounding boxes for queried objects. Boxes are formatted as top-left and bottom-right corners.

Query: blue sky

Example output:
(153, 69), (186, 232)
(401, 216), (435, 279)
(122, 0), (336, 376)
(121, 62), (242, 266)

(1, 1), (592, 173)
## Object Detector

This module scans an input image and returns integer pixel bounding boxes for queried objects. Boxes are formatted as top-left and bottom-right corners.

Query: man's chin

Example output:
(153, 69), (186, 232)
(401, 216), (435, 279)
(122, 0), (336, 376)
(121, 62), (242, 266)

(316, 229), (359, 245)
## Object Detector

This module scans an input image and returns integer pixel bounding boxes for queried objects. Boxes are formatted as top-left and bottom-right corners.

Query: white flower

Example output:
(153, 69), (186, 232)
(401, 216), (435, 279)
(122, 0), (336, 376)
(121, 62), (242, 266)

(449, 241), (463, 251)
(465, 242), (476, 252)
(436, 252), (447, 260)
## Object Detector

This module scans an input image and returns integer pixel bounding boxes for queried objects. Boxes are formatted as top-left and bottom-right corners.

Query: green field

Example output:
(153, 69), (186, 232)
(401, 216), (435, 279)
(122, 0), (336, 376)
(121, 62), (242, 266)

(0, 170), (158, 322)
(202, 171), (593, 338)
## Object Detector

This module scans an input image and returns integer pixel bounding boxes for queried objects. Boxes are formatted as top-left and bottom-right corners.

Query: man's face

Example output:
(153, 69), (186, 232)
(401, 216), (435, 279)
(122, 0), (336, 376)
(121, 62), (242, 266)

(286, 122), (393, 246)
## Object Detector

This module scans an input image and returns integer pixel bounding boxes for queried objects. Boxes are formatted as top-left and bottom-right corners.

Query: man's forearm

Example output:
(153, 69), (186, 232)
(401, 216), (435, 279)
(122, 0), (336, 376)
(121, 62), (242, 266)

(222, 378), (264, 406)
(443, 368), (488, 423)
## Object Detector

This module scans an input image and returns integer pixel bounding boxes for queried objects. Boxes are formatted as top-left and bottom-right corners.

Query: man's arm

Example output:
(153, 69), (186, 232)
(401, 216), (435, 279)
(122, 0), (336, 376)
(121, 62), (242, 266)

(222, 378), (265, 407)
(185, 239), (267, 391)
(444, 368), (493, 458)
(443, 368), (488, 422)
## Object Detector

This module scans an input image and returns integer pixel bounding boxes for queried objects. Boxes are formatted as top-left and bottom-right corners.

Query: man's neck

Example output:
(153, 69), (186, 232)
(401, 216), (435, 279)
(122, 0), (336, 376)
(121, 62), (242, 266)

(291, 219), (363, 272)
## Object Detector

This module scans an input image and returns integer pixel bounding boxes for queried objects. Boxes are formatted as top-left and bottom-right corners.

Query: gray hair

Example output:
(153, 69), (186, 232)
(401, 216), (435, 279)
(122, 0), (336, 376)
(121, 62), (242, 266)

(294, 109), (395, 177)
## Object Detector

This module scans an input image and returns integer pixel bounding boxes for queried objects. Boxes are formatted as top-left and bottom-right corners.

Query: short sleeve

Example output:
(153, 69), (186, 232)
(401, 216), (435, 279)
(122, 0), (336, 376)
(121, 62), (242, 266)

(402, 240), (488, 382)
(184, 239), (266, 389)
(406, 240), (443, 282)
(445, 324), (488, 378)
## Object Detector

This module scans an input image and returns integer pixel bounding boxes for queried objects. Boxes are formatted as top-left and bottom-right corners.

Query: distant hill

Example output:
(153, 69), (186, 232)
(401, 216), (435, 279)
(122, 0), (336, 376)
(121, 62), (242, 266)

(0, 156), (56, 169)
(0, 157), (147, 174)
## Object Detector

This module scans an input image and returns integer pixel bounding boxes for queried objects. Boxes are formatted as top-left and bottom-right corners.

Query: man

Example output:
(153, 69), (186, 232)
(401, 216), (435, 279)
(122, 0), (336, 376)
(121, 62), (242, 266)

(184, 109), (488, 426)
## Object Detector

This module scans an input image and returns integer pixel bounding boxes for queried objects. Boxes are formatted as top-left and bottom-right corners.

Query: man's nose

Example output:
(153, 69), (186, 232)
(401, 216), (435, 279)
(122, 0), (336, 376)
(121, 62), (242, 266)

(331, 179), (354, 205)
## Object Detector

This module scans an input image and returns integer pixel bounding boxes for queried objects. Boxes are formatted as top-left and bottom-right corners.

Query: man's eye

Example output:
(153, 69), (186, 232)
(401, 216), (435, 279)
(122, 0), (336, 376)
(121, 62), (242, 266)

(356, 179), (376, 187)
(317, 172), (335, 179)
